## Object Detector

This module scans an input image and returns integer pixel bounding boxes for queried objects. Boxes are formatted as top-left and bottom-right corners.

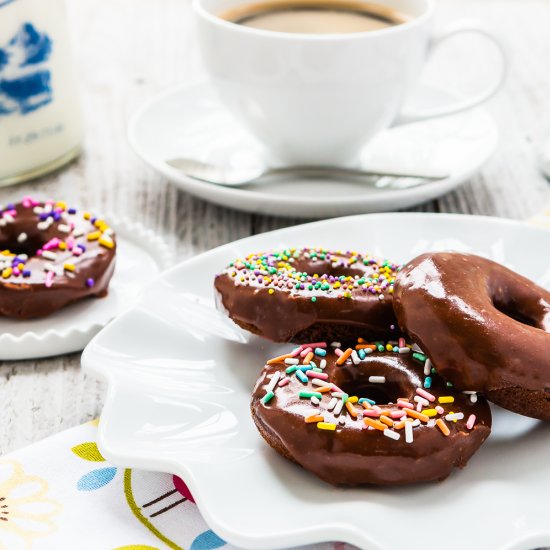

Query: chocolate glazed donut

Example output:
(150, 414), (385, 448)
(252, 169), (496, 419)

(215, 248), (400, 343)
(394, 252), (550, 420)
(0, 198), (116, 318)
(251, 343), (491, 486)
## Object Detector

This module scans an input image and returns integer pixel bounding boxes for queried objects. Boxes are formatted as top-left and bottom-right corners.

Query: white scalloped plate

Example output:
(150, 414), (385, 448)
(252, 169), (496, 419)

(0, 217), (172, 360)
(83, 213), (550, 550)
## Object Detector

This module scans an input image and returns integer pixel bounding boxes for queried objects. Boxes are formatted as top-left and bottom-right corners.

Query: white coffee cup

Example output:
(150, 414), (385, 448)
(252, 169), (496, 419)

(194, 0), (507, 165)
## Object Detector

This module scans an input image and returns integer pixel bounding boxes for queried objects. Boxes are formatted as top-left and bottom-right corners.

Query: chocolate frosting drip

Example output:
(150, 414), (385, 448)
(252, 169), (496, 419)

(215, 248), (399, 342)
(393, 252), (550, 394)
(0, 201), (116, 318)
(251, 349), (491, 486)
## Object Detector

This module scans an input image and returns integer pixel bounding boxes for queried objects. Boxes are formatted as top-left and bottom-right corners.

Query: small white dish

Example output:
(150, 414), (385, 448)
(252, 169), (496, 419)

(83, 213), (550, 550)
(128, 82), (498, 218)
(0, 218), (172, 360)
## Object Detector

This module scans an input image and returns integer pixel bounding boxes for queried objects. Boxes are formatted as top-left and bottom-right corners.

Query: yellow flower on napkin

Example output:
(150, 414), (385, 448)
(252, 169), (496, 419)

(0, 460), (61, 550)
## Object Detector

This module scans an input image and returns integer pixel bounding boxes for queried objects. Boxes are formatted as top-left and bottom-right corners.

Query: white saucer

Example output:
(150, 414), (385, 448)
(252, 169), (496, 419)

(129, 82), (498, 218)
(84, 213), (550, 550)
(0, 218), (172, 360)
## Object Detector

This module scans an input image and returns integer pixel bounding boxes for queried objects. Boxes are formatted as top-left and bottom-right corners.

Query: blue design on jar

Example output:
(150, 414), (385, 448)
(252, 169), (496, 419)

(0, 22), (53, 116)
(0, 0), (16, 8)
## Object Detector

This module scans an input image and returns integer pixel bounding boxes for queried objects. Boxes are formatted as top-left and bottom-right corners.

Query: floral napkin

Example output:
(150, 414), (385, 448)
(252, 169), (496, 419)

(0, 420), (343, 550)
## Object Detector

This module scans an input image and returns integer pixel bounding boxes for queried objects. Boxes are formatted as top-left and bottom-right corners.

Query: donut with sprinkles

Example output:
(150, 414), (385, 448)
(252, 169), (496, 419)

(0, 197), (116, 318)
(215, 247), (400, 343)
(251, 340), (491, 485)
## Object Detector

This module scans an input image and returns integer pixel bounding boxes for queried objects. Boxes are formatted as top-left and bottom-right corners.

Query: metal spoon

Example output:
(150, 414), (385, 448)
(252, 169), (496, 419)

(166, 158), (449, 188)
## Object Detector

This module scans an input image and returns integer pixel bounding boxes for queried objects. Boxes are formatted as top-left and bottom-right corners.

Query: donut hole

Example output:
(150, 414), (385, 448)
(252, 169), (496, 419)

(336, 376), (409, 405)
(7, 236), (47, 257)
(0, 222), (56, 257)
(352, 385), (395, 404)
(292, 259), (366, 280)
(492, 299), (539, 328)
(1, 234), (49, 257)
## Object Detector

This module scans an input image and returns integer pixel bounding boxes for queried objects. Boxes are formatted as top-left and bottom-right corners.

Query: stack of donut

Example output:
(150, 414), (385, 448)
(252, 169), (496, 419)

(215, 247), (550, 486)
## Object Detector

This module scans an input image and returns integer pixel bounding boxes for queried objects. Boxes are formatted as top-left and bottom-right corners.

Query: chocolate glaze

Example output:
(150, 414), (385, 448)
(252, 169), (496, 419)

(394, 252), (550, 419)
(0, 201), (116, 318)
(251, 348), (491, 486)
(215, 249), (399, 343)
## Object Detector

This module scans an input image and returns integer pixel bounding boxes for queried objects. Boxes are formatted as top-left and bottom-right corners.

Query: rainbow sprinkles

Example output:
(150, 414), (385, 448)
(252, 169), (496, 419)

(260, 339), (479, 442)
(223, 247), (400, 300)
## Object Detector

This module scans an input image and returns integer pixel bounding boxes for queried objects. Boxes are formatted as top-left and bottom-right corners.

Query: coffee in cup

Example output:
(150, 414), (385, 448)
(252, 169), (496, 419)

(218, 0), (411, 34)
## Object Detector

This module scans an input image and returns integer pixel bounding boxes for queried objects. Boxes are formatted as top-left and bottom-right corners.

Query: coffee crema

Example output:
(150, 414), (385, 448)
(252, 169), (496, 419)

(218, 0), (411, 34)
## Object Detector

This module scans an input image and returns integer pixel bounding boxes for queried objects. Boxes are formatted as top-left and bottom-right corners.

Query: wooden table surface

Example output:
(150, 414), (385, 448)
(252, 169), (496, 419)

(1, 0), (550, 454)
